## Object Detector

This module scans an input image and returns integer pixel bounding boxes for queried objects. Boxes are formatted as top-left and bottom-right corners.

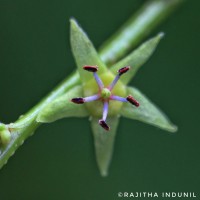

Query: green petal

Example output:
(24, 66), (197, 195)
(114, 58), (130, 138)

(91, 116), (119, 177)
(37, 86), (89, 123)
(110, 33), (164, 84)
(70, 19), (107, 83)
(121, 87), (177, 132)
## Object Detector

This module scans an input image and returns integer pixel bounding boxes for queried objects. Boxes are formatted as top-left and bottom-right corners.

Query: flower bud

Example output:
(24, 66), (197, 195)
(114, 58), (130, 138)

(0, 124), (11, 145)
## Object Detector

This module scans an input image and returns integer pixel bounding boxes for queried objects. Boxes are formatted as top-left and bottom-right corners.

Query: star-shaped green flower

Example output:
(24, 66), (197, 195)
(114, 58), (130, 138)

(37, 19), (177, 176)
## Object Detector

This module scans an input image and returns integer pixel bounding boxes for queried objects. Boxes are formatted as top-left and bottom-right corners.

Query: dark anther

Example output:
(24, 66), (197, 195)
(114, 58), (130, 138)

(99, 119), (110, 131)
(83, 65), (98, 72)
(118, 66), (130, 76)
(71, 98), (85, 104)
(126, 95), (140, 107)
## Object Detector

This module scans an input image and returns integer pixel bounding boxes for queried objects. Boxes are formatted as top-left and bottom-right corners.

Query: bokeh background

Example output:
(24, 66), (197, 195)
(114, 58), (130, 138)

(0, 0), (199, 199)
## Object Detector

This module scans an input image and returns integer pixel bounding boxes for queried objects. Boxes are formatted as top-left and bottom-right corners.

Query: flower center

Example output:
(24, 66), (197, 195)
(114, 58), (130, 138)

(101, 88), (111, 99)
(83, 71), (126, 117)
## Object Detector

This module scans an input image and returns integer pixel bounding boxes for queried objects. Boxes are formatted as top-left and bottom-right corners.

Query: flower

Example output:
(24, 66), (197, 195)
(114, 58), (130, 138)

(71, 65), (139, 131)
(36, 19), (177, 176)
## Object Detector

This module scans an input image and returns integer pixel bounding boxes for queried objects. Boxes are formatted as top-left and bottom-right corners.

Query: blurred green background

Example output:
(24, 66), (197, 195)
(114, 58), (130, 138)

(0, 0), (200, 199)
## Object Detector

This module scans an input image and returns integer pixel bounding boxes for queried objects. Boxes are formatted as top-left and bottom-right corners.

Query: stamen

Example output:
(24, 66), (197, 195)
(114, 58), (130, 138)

(118, 66), (130, 76)
(83, 65), (103, 89)
(99, 102), (110, 130)
(108, 74), (120, 91)
(83, 65), (98, 72)
(71, 98), (84, 104)
(71, 94), (99, 104)
(102, 101), (109, 121)
(93, 72), (104, 89)
(108, 66), (130, 91)
(99, 119), (110, 131)
(126, 95), (140, 107)
(84, 94), (100, 102)
(110, 95), (127, 102)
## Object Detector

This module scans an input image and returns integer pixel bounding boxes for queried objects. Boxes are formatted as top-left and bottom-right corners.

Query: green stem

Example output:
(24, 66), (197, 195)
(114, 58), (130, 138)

(99, 0), (184, 65)
(0, 0), (183, 168)
(0, 72), (80, 168)
(11, 72), (80, 129)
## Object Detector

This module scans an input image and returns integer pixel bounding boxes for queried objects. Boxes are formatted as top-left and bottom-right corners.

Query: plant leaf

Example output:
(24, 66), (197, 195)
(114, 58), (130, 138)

(110, 32), (164, 84)
(37, 86), (89, 123)
(121, 86), (177, 132)
(70, 19), (107, 83)
(91, 116), (119, 177)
